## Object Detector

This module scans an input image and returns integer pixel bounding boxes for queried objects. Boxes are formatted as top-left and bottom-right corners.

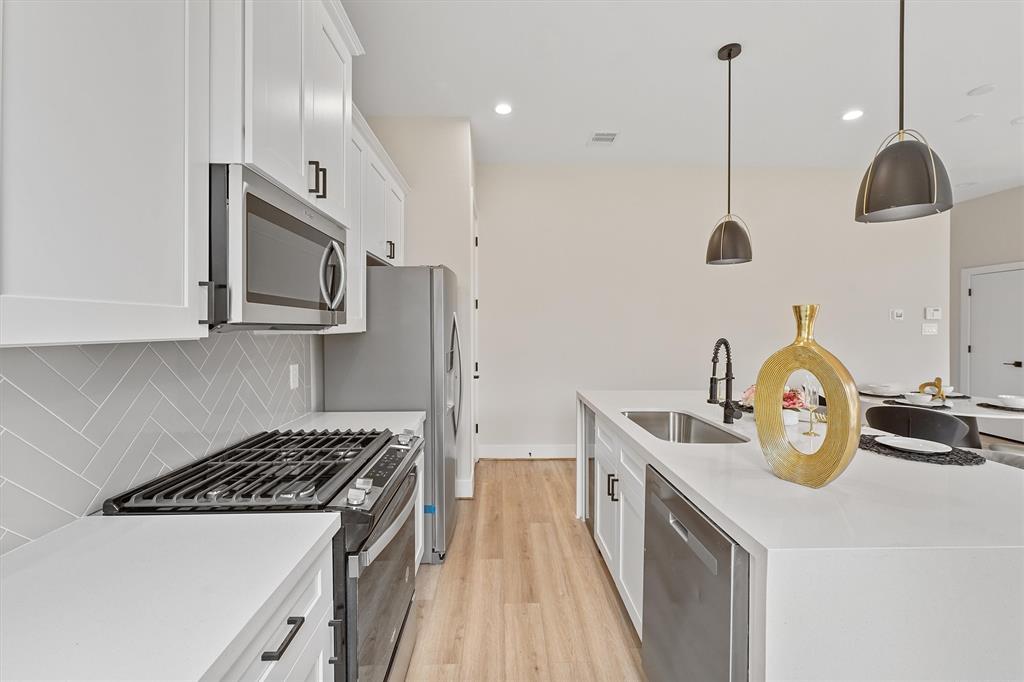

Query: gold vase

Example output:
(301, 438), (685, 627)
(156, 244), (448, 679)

(754, 305), (861, 488)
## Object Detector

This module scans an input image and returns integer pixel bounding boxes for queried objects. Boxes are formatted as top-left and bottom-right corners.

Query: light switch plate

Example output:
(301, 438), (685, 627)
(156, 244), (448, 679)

(289, 364), (299, 390)
(921, 322), (939, 336)
(924, 306), (943, 320)
(890, 308), (905, 321)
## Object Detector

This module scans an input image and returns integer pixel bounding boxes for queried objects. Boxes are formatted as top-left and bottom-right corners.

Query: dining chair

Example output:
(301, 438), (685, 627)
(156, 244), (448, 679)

(865, 406), (970, 447)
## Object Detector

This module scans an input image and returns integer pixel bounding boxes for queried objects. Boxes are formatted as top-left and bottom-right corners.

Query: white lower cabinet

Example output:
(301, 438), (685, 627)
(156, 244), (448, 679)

(220, 543), (335, 681)
(593, 419), (645, 637)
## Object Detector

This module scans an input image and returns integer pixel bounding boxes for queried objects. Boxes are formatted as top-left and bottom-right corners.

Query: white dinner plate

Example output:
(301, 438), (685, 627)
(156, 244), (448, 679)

(891, 398), (943, 408)
(875, 436), (952, 454)
(859, 388), (903, 397)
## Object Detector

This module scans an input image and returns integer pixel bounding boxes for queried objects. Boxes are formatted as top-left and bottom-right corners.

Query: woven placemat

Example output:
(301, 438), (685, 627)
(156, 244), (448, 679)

(881, 399), (951, 410)
(859, 434), (985, 466)
(976, 402), (1024, 413)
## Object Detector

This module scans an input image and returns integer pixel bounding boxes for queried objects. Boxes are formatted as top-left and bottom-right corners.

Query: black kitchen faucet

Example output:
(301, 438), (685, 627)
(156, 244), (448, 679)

(708, 338), (743, 424)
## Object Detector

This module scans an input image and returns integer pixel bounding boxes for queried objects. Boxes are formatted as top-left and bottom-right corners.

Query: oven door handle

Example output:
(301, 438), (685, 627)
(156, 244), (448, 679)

(352, 489), (416, 577)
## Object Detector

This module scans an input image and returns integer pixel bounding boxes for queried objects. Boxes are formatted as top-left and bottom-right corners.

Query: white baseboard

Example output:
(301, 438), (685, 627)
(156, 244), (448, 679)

(455, 477), (474, 498)
(478, 444), (575, 459)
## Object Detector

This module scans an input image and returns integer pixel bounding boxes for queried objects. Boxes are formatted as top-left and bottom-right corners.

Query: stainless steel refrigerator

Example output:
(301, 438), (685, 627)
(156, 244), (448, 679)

(323, 265), (462, 563)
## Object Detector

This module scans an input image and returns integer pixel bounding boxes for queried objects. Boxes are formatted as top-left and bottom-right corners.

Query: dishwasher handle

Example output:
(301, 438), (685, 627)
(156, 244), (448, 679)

(668, 512), (719, 576)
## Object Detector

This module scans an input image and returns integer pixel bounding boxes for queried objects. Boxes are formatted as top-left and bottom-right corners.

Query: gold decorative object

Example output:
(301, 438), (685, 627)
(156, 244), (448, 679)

(918, 377), (945, 401)
(754, 305), (861, 488)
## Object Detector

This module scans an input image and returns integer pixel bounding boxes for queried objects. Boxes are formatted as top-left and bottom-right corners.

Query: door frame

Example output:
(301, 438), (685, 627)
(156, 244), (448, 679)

(959, 260), (1024, 393)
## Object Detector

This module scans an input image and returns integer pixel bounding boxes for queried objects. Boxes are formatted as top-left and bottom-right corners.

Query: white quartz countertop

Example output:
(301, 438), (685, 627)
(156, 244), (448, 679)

(579, 389), (1024, 553)
(281, 410), (426, 434)
(0, 513), (339, 681)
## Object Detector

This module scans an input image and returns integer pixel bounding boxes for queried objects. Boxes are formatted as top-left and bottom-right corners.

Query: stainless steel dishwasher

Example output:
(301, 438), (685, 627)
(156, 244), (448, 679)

(642, 466), (749, 682)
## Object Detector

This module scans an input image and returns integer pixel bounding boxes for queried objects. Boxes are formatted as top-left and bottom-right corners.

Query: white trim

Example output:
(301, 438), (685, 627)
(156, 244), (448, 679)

(323, 0), (364, 56)
(455, 476), (474, 499)
(352, 105), (411, 193)
(959, 260), (1024, 393)
(478, 444), (575, 459)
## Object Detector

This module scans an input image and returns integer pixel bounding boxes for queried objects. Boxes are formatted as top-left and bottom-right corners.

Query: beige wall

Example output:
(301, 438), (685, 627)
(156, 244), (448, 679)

(366, 117), (476, 491)
(949, 186), (1024, 384)
(476, 164), (950, 452)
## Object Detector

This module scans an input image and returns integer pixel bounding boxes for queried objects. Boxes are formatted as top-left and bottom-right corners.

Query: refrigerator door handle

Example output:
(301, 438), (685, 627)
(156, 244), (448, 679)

(450, 314), (463, 435)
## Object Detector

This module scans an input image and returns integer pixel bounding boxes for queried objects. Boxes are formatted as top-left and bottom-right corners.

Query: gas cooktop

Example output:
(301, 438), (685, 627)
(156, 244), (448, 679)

(103, 429), (398, 513)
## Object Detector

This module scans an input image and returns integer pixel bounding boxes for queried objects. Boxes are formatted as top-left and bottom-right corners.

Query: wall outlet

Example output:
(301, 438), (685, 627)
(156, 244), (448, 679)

(289, 363), (299, 390)
(889, 308), (905, 321)
(924, 306), (943, 320)
(921, 322), (939, 336)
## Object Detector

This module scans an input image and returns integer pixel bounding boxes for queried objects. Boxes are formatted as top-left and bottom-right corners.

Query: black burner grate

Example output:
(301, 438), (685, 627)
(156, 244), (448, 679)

(104, 429), (391, 512)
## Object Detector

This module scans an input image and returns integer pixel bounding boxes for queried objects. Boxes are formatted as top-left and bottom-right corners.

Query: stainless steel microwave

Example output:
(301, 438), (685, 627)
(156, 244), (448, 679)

(207, 164), (346, 332)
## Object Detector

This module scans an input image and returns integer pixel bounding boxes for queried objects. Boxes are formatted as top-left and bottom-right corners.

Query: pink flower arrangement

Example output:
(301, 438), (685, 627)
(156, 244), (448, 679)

(781, 388), (806, 410)
(741, 384), (806, 410)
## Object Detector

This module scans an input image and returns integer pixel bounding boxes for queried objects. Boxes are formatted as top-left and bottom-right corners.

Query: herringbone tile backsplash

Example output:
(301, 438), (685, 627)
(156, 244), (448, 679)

(0, 332), (313, 555)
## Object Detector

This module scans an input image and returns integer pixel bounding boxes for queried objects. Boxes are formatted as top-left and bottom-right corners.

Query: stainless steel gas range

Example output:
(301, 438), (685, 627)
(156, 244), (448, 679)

(103, 428), (422, 682)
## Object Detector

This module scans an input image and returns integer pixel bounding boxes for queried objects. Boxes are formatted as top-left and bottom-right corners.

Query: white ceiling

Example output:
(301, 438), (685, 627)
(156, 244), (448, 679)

(344, 0), (1024, 201)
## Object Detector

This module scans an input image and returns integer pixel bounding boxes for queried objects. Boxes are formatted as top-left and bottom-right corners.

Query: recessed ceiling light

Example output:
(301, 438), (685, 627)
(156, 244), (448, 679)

(967, 83), (995, 96)
(842, 109), (864, 121)
(956, 113), (983, 123)
(1011, 116), (1024, 126)
(494, 102), (512, 116)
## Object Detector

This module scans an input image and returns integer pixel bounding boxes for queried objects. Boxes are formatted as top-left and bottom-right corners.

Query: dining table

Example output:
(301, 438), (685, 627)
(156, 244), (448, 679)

(858, 393), (1024, 448)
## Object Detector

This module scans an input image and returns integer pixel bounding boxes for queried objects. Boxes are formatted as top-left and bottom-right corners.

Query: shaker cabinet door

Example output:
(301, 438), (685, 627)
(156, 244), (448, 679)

(246, 0), (307, 198)
(386, 185), (406, 265)
(303, 0), (353, 226)
(0, 0), (210, 346)
(593, 434), (620, 574)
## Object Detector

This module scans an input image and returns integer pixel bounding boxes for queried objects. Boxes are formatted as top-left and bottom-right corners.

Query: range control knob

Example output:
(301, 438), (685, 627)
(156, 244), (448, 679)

(355, 478), (373, 491)
(397, 433), (413, 446)
(346, 489), (366, 506)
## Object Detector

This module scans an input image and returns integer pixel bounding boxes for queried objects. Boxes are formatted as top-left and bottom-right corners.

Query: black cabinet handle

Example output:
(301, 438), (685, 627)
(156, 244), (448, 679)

(308, 161), (322, 194)
(610, 476), (619, 502)
(261, 616), (304, 661)
(386, 240), (395, 259)
(606, 473), (613, 498)
(1004, 361), (1023, 368)
(317, 166), (328, 199)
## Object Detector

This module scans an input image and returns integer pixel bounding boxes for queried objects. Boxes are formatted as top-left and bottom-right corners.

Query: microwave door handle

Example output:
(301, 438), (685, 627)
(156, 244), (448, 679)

(318, 242), (333, 307)
(329, 241), (346, 310)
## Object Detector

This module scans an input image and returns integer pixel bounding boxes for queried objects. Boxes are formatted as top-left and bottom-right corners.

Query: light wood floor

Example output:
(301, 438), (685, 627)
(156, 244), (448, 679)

(406, 460), (644, 681)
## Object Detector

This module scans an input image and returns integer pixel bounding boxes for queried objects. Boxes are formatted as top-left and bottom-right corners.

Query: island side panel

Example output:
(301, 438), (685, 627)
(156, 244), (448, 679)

(764, 546), (1024, 680)
(576, 397), (587, 519)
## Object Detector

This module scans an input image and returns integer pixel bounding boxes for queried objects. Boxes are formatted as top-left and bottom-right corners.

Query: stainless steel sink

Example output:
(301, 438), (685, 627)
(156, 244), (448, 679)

(622, 411), (748, 444)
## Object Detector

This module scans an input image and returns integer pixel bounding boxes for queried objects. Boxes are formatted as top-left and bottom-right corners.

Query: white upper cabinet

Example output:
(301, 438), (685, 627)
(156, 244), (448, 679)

(304, 0), (353, 224)
(0, 0), (211, 346)
(324, 128), (368, 334)
(212, 0), (362, 228)
(364, 155), (390, 262)
(353, 108), (410, 265)
(386, 185), (407, 266)
(247, 0), (305, 198)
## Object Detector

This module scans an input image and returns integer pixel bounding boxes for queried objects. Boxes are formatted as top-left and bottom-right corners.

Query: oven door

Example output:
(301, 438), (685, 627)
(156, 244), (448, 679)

(345, 471), (417, 682)
(225, 165), (347, 328)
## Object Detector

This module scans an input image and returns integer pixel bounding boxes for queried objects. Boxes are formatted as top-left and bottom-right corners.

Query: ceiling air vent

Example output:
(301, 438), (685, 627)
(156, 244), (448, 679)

(588, 131), (618, 146)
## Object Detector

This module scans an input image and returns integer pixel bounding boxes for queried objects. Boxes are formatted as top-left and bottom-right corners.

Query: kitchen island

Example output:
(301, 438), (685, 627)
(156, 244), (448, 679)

(576, 390), (1024, 681)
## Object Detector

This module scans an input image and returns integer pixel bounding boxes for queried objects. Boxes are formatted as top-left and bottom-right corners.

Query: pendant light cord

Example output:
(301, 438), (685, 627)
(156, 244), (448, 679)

(898, 0), (905, 131)
(727, 55), (731, 214)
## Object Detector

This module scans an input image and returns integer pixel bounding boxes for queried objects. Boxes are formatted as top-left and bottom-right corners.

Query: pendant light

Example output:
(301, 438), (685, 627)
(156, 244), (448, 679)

(706, 43), (752, 265)
(855, 0), (952, 222)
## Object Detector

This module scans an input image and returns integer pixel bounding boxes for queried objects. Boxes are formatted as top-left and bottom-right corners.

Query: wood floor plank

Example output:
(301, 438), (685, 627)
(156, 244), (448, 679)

(406, 460), (644, 681)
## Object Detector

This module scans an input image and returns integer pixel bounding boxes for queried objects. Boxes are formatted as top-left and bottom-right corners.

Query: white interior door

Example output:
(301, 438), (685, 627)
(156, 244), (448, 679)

(969, 267), (1024, 442)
